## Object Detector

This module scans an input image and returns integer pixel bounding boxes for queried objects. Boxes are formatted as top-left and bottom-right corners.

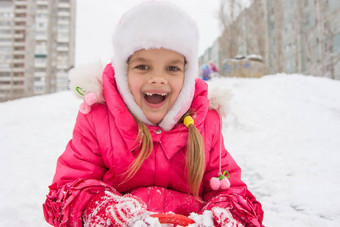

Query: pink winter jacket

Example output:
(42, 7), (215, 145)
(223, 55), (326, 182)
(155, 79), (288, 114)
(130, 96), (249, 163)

(43, 64), (263, 226)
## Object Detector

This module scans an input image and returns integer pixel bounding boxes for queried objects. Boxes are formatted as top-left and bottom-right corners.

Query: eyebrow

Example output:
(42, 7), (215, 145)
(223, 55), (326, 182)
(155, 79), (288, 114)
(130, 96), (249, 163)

(128, 57), (148, 64)
(129, 57), (185, 65)
(168, 59), (186, 65)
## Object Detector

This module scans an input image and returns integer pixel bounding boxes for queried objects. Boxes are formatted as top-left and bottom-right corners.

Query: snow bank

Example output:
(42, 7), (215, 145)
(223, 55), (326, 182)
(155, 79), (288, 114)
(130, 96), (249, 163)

(0, 73), (339, 226)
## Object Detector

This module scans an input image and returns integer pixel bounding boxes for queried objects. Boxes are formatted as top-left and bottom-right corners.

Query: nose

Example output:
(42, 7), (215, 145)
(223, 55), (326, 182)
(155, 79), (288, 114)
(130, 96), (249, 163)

(148, 71), (167, 85)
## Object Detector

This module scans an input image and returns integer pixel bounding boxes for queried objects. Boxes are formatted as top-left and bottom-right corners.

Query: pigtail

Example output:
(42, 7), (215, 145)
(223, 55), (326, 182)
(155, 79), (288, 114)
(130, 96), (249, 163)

(183, 112), (205, 199)
(120, 117), (153, 185)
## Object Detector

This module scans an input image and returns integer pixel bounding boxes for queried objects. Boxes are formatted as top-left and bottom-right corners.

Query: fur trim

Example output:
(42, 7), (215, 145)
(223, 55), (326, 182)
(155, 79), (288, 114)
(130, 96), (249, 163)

(69, 60), (105, 103)
(208, 83), (232, 118)
(68, 61), (231, 119)
(112, 1), (199, 131)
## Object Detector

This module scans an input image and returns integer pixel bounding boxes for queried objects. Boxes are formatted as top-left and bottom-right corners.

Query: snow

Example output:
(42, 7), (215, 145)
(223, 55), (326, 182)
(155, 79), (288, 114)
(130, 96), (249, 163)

(0, 73), (340, 226)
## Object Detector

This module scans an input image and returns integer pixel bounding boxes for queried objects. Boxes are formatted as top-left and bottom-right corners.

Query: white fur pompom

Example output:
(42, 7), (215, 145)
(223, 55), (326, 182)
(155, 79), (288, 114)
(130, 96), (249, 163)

(188, 210), (214, 227)
(69, 60), (105, 103)
(208, 83), (233, 118)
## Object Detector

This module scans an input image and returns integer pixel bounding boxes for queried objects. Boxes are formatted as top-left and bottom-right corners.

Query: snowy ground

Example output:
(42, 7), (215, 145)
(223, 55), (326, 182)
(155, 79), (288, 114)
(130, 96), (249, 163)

(0, 74), (339, 226)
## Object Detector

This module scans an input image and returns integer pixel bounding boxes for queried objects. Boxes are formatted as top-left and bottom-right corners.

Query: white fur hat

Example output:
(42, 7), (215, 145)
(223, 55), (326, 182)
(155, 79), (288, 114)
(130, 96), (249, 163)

(112, 1), (199, 131)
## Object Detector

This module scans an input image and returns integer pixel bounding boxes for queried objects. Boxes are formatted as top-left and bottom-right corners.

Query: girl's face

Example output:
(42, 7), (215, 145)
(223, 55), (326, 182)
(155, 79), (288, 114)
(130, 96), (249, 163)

(128, 48), (185, 124)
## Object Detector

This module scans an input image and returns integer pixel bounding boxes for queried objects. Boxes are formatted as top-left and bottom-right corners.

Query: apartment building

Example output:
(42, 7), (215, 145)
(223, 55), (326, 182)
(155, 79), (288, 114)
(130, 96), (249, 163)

(0, 0), (15, 100)
(0, 0), (75, 102)
(266, 0), (340, 79)
(201, 0), (340, 80)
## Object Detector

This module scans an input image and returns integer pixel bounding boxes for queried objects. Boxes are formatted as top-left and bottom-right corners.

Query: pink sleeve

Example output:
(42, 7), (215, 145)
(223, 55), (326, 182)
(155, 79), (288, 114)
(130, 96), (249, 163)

(201, 111), (264, 226)
(43, 111), (115, 226)
(43, 179), (115, 226)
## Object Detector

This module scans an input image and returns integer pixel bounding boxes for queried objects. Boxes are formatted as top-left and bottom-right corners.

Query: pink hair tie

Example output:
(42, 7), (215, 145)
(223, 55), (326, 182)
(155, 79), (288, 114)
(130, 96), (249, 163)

(79, 92), (98, 114)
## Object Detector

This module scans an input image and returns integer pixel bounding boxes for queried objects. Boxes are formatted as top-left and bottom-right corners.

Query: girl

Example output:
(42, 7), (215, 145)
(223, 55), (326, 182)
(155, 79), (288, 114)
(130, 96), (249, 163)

(43, 2), (264, 227)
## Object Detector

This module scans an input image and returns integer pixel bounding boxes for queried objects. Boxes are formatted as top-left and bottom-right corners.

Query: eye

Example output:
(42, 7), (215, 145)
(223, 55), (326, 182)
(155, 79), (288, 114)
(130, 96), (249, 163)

(167, 66), (180, 71)
(135, 65), (150, 70)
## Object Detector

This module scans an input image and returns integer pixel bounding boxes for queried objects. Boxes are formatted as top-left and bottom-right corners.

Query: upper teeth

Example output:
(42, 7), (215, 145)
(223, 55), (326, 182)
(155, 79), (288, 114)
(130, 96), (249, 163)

(145, 92), (166, 96)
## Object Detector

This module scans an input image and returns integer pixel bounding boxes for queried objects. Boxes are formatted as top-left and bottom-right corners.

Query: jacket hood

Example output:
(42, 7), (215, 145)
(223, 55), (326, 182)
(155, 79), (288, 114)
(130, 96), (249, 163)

(112, 1), (199, 131)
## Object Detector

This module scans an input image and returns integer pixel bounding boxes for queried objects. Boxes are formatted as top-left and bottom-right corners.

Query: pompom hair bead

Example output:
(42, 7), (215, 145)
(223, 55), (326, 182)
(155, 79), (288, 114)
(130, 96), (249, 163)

(184, 116), (194, 127)
(210, 177), (221, 190)
(220, 178), (230, 190)
(85, 92), (98, 106)
(80, 102), (91, 114)
(210, 171), (230, 191)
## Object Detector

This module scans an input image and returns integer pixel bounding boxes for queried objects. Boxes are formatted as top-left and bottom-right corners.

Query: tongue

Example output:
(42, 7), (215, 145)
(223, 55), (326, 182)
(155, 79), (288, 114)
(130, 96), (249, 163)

(145, 94), (165, 104)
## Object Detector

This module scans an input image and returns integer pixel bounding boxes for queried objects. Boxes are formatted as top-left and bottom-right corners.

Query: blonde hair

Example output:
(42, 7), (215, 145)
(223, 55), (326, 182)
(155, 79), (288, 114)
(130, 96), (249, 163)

(122, 112), (205, 199)
(121, 117), (153, 184)
(182, 111), (205, 199)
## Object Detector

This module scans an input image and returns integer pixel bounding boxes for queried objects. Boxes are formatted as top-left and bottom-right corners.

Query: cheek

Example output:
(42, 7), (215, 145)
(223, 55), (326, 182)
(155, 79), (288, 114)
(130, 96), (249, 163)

(128, 74), (142, 102)
(171, 76), (184, 100)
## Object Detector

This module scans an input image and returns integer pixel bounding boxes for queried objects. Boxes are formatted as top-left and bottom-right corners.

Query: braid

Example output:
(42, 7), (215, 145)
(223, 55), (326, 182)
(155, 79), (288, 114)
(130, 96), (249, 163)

(182, 112), (205, 199)
(120, 117), (153, 185)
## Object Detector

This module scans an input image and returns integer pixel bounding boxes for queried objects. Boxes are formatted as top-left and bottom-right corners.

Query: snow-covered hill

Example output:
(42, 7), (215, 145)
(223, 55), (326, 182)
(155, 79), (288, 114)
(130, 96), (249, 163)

(0, 74), (339, 226)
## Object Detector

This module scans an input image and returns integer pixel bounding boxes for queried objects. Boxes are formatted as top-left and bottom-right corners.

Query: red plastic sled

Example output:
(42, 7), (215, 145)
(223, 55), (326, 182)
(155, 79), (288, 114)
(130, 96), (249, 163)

(150, 213), (196, 226)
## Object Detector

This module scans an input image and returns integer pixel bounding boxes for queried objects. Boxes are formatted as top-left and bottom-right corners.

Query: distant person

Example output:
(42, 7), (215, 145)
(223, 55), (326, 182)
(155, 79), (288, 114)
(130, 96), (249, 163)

(209, 61), (219, 78)
(201, 64), (212, 81)
(209, 61), (218, 73)
(43, 1), (264, 226)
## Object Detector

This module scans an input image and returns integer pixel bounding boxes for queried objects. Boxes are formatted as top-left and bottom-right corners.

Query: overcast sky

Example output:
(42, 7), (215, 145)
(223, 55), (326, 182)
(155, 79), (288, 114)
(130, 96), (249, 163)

(75, 0), (223, 66)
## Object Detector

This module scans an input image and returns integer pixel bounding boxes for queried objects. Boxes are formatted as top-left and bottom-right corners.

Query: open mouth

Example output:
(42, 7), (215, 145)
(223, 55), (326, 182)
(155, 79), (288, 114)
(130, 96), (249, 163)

(144, 92), (167, 107)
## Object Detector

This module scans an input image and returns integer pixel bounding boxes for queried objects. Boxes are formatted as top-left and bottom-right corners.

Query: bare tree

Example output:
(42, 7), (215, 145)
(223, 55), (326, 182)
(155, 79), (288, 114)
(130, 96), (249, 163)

(294, 0), (304, 73)
(218, 0), (243, 60)
(273, 0), (284, 72)
(245, 0), (267, 59)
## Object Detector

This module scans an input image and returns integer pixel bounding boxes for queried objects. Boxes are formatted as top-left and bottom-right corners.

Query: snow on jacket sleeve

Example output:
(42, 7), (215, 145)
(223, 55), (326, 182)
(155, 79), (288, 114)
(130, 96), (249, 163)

(43, 108), (116, 227)
(201, 110), (264, 226)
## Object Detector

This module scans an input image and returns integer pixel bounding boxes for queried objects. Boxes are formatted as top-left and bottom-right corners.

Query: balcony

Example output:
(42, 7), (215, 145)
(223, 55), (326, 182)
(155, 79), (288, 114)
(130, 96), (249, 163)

(14, 17), (26, 22)
(34, 62), (47, 68)
(13, 67), (25, 72)
(0, 76), (11, 82)
(57, 37), (69, 43)
(12, 76), (25, 82)
(13, 42), (25, 47)
(57, 64), (69, 70)
(15, 1), (27, 6)
(34, 72), (46, 78)
(0, 41), (12, 46)
(12, 84), (25, 90)
(0, 84), (11, 90)
(36, 1), (48, 6)
(0, 24), (12, 30)
(0, 65), (11, 71)
(14, 8), (27, 14)
(35, 35), (48, 41)
(13, 59), (25, 64)
(14, 33), (24, 39)
(57, 46), (69, 52)
(58, 11), (70, 17)
(57, 20), (69, 25)
(0, 33), (12, 38)
(14, 25), (26, 30)
(58, 3), (70, 8)
(14, 50), (25, 55)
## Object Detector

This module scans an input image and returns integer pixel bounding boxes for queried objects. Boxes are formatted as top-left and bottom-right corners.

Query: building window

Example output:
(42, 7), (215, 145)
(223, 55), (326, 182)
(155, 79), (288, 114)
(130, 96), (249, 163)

(0, 46), (12, 51)
(0, 30), (12, 34)
(0, 72), (10, 77)
(14, 72), (24, 77)
(0, 38), (12, 42)
(13, 81), (24, 85)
